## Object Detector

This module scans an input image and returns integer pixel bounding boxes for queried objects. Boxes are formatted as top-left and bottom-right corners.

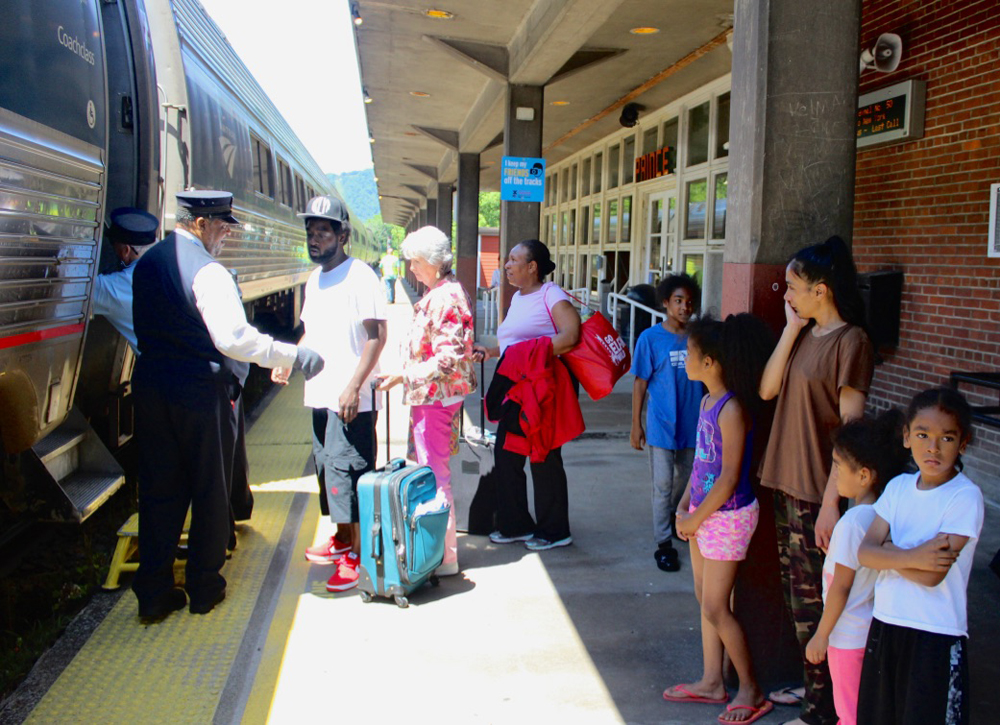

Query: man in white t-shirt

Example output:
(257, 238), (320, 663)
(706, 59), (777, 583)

(273, 194), (387, 592)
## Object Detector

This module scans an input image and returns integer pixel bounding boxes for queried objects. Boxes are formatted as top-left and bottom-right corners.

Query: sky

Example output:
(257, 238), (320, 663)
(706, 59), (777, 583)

(197, 0), (373, 174)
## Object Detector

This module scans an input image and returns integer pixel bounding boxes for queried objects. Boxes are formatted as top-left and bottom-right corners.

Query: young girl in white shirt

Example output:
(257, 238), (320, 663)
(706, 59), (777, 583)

(804, 410), (909, 725)
(857, 388), (984, 725)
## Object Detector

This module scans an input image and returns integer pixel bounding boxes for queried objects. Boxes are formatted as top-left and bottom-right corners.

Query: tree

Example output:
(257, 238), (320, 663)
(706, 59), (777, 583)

(478, 191), (500, 228)
(366, 213), (404, 252)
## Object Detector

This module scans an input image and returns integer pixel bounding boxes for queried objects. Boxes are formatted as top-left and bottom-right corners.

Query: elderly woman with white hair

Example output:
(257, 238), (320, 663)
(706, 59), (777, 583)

(378, 226), (477, 576)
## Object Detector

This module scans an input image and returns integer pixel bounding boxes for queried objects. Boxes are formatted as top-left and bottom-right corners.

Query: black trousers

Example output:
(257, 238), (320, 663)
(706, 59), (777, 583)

(227, 395), (253, 522)
(494, 420), (570, 542)
(857, 619), (969, 725)
(132, 380), (234, 608)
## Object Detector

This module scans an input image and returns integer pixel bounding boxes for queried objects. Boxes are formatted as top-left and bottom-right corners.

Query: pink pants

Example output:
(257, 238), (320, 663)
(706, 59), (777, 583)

(410, 401), (462, 565)
(828, 645), (864, 725)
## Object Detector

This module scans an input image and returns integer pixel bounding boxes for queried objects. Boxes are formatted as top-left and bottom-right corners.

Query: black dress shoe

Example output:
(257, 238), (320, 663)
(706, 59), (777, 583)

(189, 588), (226, 615)
(138, 588), (187, 623)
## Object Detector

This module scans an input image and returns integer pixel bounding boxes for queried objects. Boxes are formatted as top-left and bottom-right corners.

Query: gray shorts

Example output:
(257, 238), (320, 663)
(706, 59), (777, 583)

(311, 408), (376, 523)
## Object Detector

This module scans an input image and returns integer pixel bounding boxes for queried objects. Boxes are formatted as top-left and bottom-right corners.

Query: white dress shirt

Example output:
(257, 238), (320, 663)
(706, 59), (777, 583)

(176, 228), (298, 370)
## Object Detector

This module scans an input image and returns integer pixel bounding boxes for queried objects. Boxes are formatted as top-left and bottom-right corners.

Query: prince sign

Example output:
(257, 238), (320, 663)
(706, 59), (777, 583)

(501, 156), (545, 202)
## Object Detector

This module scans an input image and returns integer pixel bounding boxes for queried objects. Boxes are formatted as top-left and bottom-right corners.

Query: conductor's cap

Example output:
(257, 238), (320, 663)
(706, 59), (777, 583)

(107, 207), (159, 246)
(298, 195), (350, 225)
(176, 190), (239, 224)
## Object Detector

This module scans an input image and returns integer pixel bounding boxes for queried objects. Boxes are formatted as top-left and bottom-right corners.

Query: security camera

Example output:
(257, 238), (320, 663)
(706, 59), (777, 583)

(619, 103), (645, 128)
(860, 32), (903, 74)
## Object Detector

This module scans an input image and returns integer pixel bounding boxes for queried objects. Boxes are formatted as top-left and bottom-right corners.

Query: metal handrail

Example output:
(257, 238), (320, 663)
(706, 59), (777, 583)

(565, 287), (597, 311)
(606, 291), (666, 355)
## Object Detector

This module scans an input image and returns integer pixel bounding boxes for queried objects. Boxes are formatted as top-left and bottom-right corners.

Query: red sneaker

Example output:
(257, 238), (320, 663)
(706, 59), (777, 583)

(304, 535), (351, 564)
(326, 552), (360, 591)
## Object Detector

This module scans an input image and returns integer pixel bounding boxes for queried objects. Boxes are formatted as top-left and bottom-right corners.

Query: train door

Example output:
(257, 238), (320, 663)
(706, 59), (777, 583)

(76, 0), (159, 450)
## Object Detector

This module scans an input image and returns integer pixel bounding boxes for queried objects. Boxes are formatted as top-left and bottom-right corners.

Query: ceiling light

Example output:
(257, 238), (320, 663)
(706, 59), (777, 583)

(630, 27), (660, 35)
(363, 88), (372, 103)
(409, 91), (431, 97)
(351, 4), (362, 25)
(550, 100), (570, 106)
(369, 136), (375, 144)
(425, 9), (454, 19)
(374, 176), (379, 182)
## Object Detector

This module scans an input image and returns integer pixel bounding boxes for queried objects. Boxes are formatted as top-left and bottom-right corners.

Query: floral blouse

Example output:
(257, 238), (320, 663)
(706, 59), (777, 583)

(402, 277), (477, 406)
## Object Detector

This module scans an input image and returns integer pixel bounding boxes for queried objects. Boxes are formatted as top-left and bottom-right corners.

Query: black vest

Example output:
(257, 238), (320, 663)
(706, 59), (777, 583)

(132, 231), (249, 393)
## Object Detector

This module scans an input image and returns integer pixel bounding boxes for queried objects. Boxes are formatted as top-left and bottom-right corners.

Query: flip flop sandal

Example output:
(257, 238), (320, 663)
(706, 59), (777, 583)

(663, 684), (729, 704)
(717, 700), (774, 724)
(768, 686), (804, 706)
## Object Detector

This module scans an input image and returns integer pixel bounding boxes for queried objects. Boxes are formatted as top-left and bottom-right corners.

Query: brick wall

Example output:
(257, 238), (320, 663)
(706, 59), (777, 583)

(853, 0), (1000, 494)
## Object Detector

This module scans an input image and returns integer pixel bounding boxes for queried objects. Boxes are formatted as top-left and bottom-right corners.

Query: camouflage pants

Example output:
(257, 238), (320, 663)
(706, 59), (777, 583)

(774, 490), (837, 725)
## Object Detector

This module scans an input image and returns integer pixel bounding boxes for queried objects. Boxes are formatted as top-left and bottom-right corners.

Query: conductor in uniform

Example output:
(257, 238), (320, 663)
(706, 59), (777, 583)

(131, 190), (324, 621)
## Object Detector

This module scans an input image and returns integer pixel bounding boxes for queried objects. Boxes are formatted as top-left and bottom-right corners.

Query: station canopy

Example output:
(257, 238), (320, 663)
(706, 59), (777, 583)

(353, 0), (734, 227)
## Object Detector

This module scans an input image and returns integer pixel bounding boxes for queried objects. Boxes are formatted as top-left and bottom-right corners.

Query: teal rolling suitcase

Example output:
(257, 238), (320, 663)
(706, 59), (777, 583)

(356, 387), (450, 607)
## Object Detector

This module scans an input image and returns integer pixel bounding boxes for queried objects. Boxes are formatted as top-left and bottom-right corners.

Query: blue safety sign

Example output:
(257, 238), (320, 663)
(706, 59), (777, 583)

(500, 156), (546, 202)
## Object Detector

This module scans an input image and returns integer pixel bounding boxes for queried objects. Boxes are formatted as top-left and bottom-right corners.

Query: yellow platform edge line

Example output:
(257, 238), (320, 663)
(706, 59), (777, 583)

(241, 503), (320, 724)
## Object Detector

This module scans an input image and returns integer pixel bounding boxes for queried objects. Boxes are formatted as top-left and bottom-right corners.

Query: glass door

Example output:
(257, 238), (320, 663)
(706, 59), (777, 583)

(643, 190), (677, 285)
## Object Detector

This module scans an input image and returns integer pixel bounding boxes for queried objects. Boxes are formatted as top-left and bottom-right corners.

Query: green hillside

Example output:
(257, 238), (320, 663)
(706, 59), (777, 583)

(327, 169), (380, 222)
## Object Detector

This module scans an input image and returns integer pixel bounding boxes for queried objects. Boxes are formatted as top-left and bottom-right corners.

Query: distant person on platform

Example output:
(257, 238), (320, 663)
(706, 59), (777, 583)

(92, 207), (159, 349)
(272, 194), (387, 593)
(131, 190), (324, 623)
(380, 245), (401, 303)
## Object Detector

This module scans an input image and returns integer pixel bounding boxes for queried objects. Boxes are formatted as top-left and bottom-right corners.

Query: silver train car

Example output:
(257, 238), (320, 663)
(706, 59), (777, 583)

(0, 0), (374, 521)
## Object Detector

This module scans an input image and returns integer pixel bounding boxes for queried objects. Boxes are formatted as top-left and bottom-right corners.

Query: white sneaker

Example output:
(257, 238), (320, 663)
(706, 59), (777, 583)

(489, 531), (533, 544)
(525, 536), (573, 551)
(435, 561), (459, 577)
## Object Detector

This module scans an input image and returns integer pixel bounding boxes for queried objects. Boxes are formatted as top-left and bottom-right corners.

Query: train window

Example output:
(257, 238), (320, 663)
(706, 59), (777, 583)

(251, 134), (274, 197)
(277, 159), (294, 207)
(608, 144), (620, 189)
(295, 175), (306, 211)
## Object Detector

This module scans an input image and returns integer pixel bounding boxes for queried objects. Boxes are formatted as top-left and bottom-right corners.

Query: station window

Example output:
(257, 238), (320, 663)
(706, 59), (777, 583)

(581, 158), (592, 197)
(608, 143), (620, 189)
(684, 179), (708, 239)
(561, 211), (569, 245)
(643, 127), (658, 155)
(623, 136), (635, 184)
(277, 159), (294, 207)
(712, 173), (728, 240)
(543, 214), (549, 244)
(569, 208), (576, 245)
(621, 196), (632, 243)
(593, 152), (603, 194)
(686, 102), (711, 167)
(551, 215), (558, 248)
(662, 118), (679, 172)
(562, 168), (570, 203)
(716, 92), (731, 159)
(608, 198), (618, 244)
(251, 134), (273, 197)
(592, 201), (602, 244)
(581, 206), (590, 244)
(570, 163), (578, 200)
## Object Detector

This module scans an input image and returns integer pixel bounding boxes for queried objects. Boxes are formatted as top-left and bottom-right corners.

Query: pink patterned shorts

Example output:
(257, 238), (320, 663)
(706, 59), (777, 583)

(688, 499), (759, 561)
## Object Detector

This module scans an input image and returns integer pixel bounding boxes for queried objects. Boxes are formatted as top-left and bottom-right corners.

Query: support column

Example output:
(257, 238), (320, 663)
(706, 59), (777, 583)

(456, 153), (480, 323)
(724, 0), (862, 326)
(426, 198), (438, 233)
(436, 183), (454, 238)
(418, 207), (427, 228)
(724, 0), (863, 691)
(499, 84), (543, 317)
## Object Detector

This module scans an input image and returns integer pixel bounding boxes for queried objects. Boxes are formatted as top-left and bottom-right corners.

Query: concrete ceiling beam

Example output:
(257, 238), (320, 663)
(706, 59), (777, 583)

(422, 36), (509, 83)
(412, 126), (460, 151)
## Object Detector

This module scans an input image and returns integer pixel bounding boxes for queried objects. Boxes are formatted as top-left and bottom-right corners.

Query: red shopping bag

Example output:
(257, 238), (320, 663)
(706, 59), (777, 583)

(544, 286), (631, 400)
(562, 311), (631, 400)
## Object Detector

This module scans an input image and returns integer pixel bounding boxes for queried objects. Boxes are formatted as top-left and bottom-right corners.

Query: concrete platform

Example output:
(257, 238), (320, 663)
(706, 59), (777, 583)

(3, 283), (999, 724)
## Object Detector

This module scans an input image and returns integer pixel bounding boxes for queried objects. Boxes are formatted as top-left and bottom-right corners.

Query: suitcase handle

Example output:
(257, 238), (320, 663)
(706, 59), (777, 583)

(371, 515), (383, 559)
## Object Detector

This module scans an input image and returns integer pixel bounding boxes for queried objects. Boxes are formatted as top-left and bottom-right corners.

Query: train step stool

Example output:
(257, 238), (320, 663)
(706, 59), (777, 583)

(103, 511), (202, 589)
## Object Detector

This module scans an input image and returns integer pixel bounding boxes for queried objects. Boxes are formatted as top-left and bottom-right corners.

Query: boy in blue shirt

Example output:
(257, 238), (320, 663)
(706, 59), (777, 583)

(630, 274), (703, 572)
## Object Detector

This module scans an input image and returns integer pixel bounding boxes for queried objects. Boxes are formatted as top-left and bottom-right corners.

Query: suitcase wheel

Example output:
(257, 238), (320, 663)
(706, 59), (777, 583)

(359, 590), (373, 603)
(394, 595), (409, 608)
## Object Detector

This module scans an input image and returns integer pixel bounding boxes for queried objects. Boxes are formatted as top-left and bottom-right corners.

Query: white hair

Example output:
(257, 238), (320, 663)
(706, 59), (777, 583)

(401, 226), (452, 272)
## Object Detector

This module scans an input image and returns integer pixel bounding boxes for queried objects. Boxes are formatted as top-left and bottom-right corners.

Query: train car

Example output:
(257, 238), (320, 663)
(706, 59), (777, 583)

(0, 0), (369, 522)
